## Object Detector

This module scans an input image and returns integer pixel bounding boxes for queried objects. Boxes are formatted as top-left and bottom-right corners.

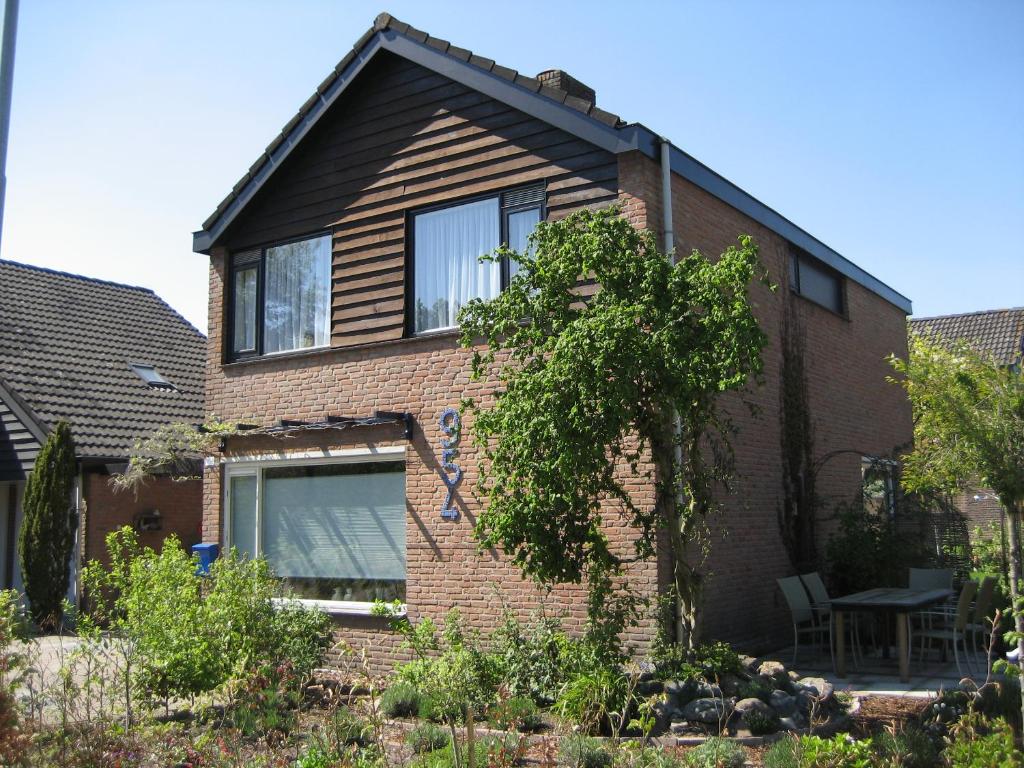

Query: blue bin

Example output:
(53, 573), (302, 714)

(192, 543), (220, 576)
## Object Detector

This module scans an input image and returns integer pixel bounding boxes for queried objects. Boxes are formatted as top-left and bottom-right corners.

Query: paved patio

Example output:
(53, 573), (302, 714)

(772, 645), (999, 698)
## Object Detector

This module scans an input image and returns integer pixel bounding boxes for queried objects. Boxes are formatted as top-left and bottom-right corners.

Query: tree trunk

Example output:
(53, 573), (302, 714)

(1004, 501), (1024, 732)
(651, 418), (702, 649)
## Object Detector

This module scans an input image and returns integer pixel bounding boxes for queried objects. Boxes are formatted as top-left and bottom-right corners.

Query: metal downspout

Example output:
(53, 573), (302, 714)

(661, 137), (688, 644)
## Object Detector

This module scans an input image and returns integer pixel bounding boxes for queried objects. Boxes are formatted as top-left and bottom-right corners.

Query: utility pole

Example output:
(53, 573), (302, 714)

(0, 0), (18, 250)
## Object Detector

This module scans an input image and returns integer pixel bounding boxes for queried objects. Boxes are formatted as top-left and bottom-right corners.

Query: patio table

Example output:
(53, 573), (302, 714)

(831, 587), (953, 682)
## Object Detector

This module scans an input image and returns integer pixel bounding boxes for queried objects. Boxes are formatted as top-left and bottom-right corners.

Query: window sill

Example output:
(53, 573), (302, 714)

(221, 329), (462, 369)
(272, 597), (406, 618)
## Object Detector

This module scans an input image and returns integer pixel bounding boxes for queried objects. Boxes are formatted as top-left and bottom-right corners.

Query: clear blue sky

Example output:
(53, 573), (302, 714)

(2, 1), (1021, 333)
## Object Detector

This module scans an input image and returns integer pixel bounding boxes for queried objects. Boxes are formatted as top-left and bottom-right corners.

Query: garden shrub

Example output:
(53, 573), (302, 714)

(81, 528), (331, 709)
(559, 734), (613, 768)
(380, 681), (423, 719)
(944, 712), (1023, 768)
(230, 661), (300, 739)
(0, 588), (31, 767)
(651, 636), (741, 683)
(491, 610), (567, 704)
(736, 678), (773, 703)
(554, 666), (628, 733)
(330, 706), (373, 747)
(762, 734), (873, 768)
(682, 737), (746, 768)
(406, 722), (448, 753)
(872, 726), (939, 768)
(762, 738), (799, 768)
(612, 744), (684, 768)
(488, 695), (543, 732)
(408, 737), (491, 768)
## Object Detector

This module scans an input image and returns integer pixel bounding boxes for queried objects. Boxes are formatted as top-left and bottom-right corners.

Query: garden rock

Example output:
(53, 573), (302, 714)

(757, 660), (786, 680)
(769, 689), (796, 717)
(779, 712), (809, 731)
(739, 654), (760, 673)
(734, 697), (773, 725)
(794, 676), (834, 705)
(680, 697), (731, 724)
(637, 679), (664, 697)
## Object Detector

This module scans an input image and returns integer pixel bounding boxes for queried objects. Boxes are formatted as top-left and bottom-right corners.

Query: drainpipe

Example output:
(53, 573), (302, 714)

(660, 136), (688, 644)
(660, 137), (674, 254)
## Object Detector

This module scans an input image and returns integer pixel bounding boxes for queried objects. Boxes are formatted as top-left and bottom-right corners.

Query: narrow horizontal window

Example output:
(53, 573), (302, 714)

(227, 234), (331, 359)
(790, 250), (844, 314)
(410, 186), (543, 334)
(225, 460), (406, 605)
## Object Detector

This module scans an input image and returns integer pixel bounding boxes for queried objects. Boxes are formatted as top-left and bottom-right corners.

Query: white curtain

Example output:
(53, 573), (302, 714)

(264, 235), (331, 353)
(414, 198), (500, 333)
(261, 464), (406, 582)
(232, 268), (257, 353)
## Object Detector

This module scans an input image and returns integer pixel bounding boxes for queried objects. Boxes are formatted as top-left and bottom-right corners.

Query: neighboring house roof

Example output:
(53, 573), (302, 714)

(192, 11), (912, 315)
(0, 260), (206, 460)
(909, 308), (1024, 368)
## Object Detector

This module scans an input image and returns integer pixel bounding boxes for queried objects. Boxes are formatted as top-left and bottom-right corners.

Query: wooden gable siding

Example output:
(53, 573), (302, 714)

(0, 399), (40, 481)
(223, 51), (618, 347)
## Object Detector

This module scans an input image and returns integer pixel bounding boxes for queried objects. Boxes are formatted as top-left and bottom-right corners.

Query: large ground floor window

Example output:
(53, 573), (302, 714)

(224, 454), (406, 608)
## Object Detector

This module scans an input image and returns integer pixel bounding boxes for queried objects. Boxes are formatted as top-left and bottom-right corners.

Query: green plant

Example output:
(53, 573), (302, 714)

(651, 636), (741, 683)
(762, 738), (798, 768)
(613, 743), (684, 768)
(559, 734), (613, 768)
(682, 737), (745, 768)
(380, 681), (423, 719)
(294, 743), (341, 768)
(459, 207), (769, 647)
(230, 661), (300, 741)
(18, 420), (77, 629)
(330, 706), (373, 747)
(554, 667), (628, 734)
(409, 738), (491, 768)
(491, 609), (568, 704)
(872, 726), (939, 768)
(943, 712), (1022, 767)
(488, 695), (543, 732)
(406, 722), (449, 753)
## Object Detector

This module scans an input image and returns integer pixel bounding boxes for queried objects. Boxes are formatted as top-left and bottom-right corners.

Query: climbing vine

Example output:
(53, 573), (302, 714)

(458, 207), (771, 647)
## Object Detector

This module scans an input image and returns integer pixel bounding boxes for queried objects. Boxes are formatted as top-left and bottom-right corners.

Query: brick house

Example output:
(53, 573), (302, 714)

(909, 308), (1024, 538)
(192, 13), (913, 667)
(0, 260), (205, 601)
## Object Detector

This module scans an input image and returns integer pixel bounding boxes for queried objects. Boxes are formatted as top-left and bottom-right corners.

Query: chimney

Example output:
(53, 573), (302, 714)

(536, 69), (596, 106)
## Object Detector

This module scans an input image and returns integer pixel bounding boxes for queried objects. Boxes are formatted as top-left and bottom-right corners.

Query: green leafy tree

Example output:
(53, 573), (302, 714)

(458, 207), (769, 647)
(890, 331), (1024, 725)
(18, 420), (77, 629)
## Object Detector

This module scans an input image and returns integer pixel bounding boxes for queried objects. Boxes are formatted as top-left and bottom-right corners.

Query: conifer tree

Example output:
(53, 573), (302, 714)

(18, 420), (78, 629)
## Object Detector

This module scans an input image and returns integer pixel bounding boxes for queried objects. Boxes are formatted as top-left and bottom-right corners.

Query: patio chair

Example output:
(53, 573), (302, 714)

(908, 567), (954, 591)
(778, 576), (828, 667)
(799, 571), (862, 670)
(915, 578), (978, 676)
(966, 575), (998, 662)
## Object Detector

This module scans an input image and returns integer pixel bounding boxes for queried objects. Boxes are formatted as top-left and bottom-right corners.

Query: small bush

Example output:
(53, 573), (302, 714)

(762, 738), (798, 768)
(406, 722), (449, 754)
(380, 681), (423, 719)
(682, 737), (745, 768)
(489, 695), (543, 732)
(612, 744), (684, 768)
(872, 726), (939, 768)
(554, 667), (628, 733)
(409, 738), (490, 768)
(330, 706), (372, 747)
(294, 743), (341, 768)
(559, 734), (613, 768)
(944, 713), (1023, 768)
(744, 708), (780, 736)
(491, 610), (568, 704)
(652, 638), (741, 683)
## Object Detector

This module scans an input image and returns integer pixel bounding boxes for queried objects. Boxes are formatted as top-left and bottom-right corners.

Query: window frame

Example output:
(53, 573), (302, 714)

(226, 231), (333, 362)
(861, 456), (898, 519)
(222, 446), (407, 615)
(405, 184), (545, 337)
(789, 248), (847, 317)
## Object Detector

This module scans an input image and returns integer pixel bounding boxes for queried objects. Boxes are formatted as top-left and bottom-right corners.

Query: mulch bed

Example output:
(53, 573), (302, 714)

(846, 694), (930, 739)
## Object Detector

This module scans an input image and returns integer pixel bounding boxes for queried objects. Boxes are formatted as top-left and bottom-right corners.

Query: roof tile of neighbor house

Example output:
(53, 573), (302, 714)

(909, 307), (1024, 367)
(0, 260), (205, 459)
(193, 11), (912, 315)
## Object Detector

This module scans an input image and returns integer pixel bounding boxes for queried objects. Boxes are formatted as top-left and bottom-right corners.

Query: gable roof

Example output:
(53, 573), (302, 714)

(909, 308), (1024, 368)
(193, 11), (912, 315)
(0, 260), (206, 460)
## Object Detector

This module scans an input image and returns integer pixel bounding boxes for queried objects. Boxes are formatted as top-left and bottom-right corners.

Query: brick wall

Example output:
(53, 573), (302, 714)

(201, 150), (912, 673)
(83, 471), (203, 563)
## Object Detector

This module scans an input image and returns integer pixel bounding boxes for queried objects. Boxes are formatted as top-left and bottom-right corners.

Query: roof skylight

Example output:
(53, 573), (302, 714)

(130, 363), (177, 391)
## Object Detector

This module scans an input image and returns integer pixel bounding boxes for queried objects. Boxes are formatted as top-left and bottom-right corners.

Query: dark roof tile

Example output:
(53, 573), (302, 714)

(468, 54), (495, 71)
(909, 308), (1024, 367)
(0, 260), (206, 458)
(491, 63), (517, 82)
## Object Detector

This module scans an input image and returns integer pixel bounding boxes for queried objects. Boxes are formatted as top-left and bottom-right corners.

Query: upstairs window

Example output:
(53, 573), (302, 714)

(789, 249), (844, 315)
(228, 234), (332, 360)
(411, 186), (542, 334)
(862, 457), (897, 518)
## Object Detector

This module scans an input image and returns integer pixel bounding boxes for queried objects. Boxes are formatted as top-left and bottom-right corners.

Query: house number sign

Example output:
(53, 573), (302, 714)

(439, 407), (461, 520)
